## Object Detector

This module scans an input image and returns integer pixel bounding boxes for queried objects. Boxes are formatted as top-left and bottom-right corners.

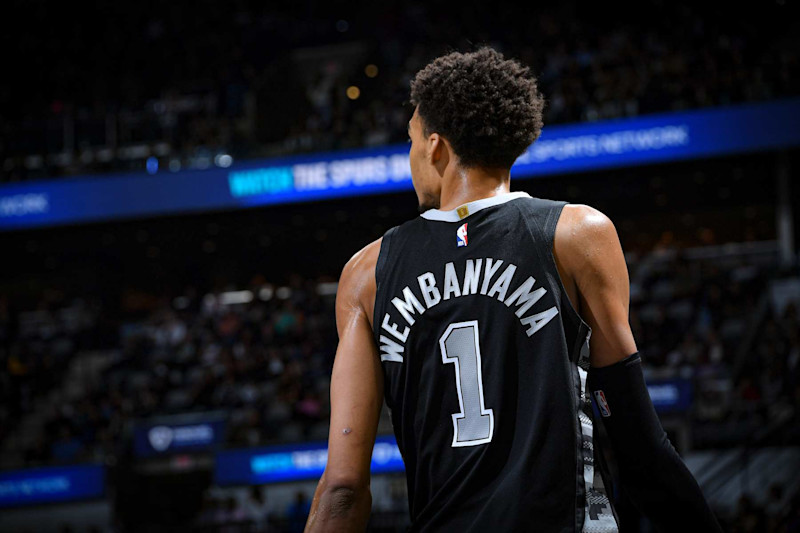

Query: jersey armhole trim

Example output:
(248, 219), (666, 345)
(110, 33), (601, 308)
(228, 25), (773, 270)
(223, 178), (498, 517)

(546, 203), (592, 340)
(543, 204), (597, 533)
(372, 227), (397, 346)
(515, 201), (590, 336)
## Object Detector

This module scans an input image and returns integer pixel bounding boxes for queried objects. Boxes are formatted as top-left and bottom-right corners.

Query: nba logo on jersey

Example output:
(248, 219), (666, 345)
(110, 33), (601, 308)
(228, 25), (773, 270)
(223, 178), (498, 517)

(593, 390), (611, 417)
(456, 223), (468, 247)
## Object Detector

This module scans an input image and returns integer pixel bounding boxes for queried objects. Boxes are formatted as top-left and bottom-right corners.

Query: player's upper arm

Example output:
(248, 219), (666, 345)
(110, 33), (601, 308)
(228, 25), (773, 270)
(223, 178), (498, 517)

(554, 204), (637, 367)
(322, 238), (384, 490)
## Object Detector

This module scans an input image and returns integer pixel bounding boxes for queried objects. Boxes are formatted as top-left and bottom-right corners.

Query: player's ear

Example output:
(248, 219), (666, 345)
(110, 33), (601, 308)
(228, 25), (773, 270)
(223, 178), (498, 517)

(428, 133), (451, 173)
(427, 133), (442, 163)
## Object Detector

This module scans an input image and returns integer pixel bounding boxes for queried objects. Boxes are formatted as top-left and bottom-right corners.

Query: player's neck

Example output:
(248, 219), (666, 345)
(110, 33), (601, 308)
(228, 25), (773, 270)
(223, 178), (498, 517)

(438, 167), (511, 211)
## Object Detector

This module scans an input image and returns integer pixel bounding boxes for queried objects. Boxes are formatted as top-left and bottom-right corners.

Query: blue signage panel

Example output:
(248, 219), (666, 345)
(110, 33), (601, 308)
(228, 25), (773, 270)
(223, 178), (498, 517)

(134, 419), (227, 457)
(2, 98), (799, 231)
(510, 98), (800, 176)
(647, 378), (693, 413)
(215, 435), (404, 486)
(0, 464), (105, 508)
(591, 379), (693, 416)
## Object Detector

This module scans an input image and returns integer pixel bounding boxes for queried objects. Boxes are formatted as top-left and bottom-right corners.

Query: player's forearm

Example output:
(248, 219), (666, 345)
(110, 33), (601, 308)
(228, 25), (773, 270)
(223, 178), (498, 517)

(305, 479), (372, 533)
(612, 433), (718, 531)
(587, 353), (722, 532)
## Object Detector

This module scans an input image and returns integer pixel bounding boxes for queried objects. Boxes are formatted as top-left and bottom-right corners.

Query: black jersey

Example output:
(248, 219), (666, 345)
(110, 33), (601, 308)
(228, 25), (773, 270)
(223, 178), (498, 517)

(372, 192), (619, 532)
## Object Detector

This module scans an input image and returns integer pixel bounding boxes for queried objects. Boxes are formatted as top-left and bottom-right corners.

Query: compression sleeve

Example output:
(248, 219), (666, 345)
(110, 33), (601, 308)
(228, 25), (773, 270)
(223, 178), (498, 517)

(586, 352), (722, 532)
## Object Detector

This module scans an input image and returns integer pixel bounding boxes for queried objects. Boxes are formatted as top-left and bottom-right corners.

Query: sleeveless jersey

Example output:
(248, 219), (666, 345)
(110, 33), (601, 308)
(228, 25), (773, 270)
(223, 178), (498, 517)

(372, 192), (619, 532)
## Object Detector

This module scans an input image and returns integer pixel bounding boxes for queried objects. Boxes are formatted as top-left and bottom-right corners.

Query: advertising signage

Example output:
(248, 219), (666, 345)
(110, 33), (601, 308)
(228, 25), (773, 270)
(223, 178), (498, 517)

(1, 98), (799, 231)
(0, 464), (105, 509)
(215, 435), (404, 486)
(134, 416), (227, 458)
(647, 378), (693, 414)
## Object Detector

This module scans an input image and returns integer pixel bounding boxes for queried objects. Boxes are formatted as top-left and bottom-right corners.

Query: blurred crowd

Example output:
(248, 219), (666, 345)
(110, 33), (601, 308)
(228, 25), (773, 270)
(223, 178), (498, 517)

(631, 249), (800, 447)
(0, 276), (338, 468)
(0, 295), (103, 464)
(2, 1), (798, 181)
(2, 247), (798, 470)
(194, 487), (278, 533)
(729, 487), (800, 533)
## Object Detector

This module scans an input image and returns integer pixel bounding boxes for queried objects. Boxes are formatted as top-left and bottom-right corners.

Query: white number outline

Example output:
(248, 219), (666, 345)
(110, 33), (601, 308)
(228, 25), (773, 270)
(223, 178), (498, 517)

(439, 320), (495, 447)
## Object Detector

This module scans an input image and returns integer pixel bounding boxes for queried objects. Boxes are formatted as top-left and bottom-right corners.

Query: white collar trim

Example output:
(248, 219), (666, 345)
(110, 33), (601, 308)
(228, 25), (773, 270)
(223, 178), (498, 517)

(420, 191), (531, 222)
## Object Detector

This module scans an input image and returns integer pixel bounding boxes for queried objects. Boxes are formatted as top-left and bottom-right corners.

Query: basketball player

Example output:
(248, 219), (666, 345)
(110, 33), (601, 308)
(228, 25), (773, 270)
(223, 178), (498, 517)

(305, 48), (721, 532)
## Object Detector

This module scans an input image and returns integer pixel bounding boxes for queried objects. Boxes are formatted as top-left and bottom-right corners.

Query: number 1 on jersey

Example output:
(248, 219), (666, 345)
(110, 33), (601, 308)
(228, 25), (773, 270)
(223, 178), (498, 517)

(439, 320), (494, 447)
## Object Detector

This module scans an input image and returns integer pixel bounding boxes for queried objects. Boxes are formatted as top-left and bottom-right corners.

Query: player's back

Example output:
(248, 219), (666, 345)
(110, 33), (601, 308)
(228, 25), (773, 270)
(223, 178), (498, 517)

(372, 192), (618, 532)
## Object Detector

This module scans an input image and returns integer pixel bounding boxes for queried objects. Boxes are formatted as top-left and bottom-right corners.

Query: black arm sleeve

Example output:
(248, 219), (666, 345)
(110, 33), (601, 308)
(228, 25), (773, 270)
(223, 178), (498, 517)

(586, 352), (722, 532)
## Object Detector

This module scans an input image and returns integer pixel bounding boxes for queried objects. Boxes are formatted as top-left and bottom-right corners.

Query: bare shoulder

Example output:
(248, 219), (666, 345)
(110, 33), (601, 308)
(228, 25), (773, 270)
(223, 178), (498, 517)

(553, 203), (627, 297)
(340, 237), (382, 287)
(554, 204), (620, 264)
(555, 205), (636, 365)
(556, 204), (617, 245)
(337, 237), (383, 327)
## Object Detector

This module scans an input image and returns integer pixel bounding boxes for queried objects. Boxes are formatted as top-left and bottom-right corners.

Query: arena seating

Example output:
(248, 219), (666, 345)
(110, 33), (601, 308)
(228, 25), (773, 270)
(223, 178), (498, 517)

(3, 244), (797, 476)
(3, 1), (797, 181)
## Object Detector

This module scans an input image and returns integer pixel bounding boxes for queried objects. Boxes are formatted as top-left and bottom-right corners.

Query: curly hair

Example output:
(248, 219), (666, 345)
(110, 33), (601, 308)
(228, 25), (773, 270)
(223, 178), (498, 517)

(410, 47), (545, 169)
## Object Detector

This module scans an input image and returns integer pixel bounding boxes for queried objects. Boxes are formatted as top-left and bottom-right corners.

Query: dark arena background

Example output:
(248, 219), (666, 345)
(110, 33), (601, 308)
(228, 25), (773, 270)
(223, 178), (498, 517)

(1, 1), (800, 531)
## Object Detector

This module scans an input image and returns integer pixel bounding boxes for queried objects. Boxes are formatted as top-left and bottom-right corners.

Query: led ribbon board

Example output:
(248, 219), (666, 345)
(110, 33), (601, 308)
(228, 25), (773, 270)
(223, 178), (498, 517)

(2, 98), (799, 231)
(647, 378), (693, 413)
(215, 435), (404, 486)
(0, 464), (105, 508)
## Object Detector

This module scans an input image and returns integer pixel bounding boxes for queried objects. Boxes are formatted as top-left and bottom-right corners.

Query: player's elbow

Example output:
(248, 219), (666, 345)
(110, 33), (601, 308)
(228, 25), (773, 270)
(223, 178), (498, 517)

(307, 476), (371, 532)
(324, 486), (359, 517)
(320, 474), (370, 512)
